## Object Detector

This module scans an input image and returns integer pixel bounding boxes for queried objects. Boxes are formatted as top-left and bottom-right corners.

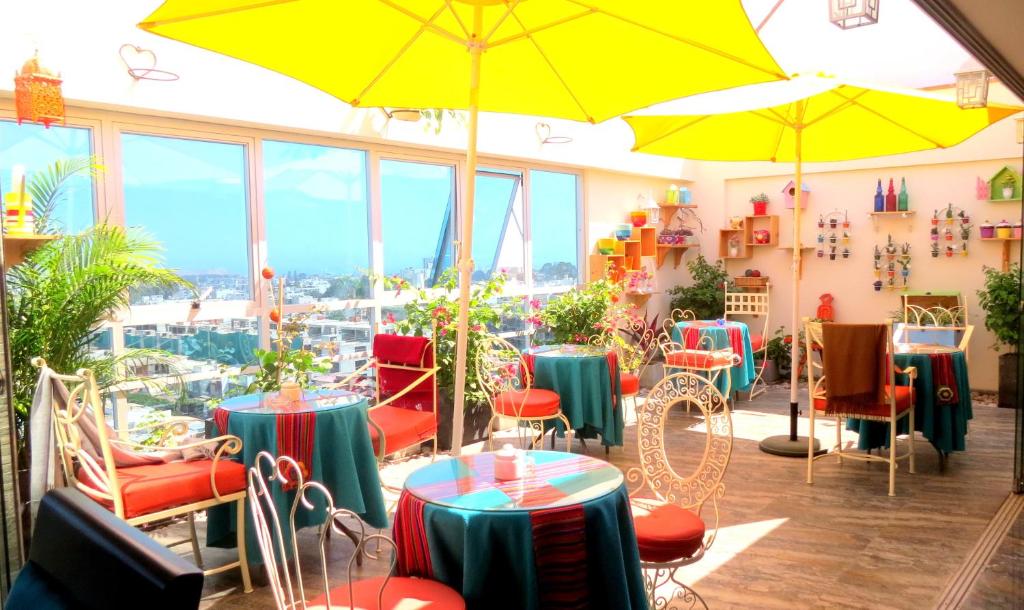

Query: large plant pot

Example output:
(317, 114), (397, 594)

(762, 359), (780, 383)
(998, 352), (1020, 409)
(437, 390), (492, 450)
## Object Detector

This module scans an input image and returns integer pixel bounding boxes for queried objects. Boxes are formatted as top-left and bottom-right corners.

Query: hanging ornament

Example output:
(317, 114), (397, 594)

(14, 52), (65, 128)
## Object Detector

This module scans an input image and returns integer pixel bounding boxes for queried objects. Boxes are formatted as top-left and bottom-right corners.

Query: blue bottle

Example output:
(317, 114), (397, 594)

(873, 179), (885, 212)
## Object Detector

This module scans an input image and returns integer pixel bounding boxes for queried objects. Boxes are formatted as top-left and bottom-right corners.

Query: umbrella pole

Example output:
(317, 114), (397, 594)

(760, 113), (823, 457)
(449, 7), (484, 456)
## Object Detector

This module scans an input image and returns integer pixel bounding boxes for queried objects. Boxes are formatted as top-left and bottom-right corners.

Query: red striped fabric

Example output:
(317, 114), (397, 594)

(726, 326), (745, 365)
(393, 490), (433, 578)
(276, 411), (315, 490)
(605, 351), (618, 409)
(531, 504), (589, 610)
(929, 352), (958, 406)
(213, 407), (231, 436)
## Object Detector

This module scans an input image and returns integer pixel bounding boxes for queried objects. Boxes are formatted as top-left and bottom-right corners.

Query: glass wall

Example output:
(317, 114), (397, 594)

(530, 170), (579, 287)
(473, 169), (525, 285)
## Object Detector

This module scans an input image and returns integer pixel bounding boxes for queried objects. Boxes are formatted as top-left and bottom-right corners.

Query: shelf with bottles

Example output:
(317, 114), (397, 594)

(871, 177), (911, 214)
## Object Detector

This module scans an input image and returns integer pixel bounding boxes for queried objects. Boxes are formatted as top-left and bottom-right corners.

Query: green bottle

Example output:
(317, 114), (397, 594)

(897, 178), (909, 211)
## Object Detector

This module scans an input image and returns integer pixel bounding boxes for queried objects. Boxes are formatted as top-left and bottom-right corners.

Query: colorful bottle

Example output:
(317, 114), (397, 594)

(897, 178), (909, 211)
(885, 178), (897, 212)
(874, 179), (884, 212)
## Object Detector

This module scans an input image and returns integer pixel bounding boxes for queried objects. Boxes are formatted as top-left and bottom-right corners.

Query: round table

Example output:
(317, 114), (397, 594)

(526, 344), (624, 447)
(393, 451), (648, 610)
(672, 320), (756, 395)
(206, 389), (389, 561)
(847, 343), (972, 456)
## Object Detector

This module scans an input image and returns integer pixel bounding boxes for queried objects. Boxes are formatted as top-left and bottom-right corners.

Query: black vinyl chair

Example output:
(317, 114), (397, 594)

(5, 488), (204, 610)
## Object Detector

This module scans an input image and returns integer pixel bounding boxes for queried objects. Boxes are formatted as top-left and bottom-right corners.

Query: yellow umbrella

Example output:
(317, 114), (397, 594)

(142, 0), (782, 452)
(140, 0), (786, 454)
(625, 75), (1022, 456)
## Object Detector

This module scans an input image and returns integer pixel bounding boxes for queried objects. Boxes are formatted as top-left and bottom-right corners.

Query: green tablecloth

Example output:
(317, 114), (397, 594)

(399, 451), (648, 610)
(527, 346), (624, 447)
(672, 320), (756, 394)
(206, 391), (388, 561)
(847, 350), (972, 453)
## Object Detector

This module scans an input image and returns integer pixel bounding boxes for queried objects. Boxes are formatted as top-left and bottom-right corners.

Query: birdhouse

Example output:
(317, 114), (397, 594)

(14, 53), (65, 128)
(988, 166), (1022, 201)
(782, 180), (810, 209)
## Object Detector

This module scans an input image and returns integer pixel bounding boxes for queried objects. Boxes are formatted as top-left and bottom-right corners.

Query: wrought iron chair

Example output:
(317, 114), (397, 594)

(476, 333), (573, 451)
(627, 372), (733, 610)
(247, 451), (465, 610)
(894, 304), (974, 363)
(34, 358), (251, 591)
(804, 318), (917, 497)
(334, 327), (440, 461)
(723, 283), (770, 399)
(659, 310), (739, 401)
(589, 319), (659, 423)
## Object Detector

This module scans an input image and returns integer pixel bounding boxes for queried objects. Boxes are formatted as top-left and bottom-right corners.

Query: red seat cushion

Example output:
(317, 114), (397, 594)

(664, 350), (732, 369)
(749, 333), (764, 352)
(813, 384), (914, 416)
(308, 576), (465, 609)
(620, 372), (640, 396)
(632, 502), (706, 563)
(494, 389), (561, 417)
(368, 405), (437, 456)
(80, 459), (246, 519)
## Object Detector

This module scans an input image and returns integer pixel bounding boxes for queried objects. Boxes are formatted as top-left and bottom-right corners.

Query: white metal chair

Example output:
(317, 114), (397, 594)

(627, 372), (732, 610)
(804, 318), (917, 497)
(589, 319), (660, 423)
(895, 304), (974, 363)
(476, 334), (574, 451)
(724, 283), (770, 399)
(659, 309), (739, 401)
(247, 451), (465, 610)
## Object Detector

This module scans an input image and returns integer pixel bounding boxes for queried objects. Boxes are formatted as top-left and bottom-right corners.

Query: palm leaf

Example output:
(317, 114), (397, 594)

(26, 156), (103, 234)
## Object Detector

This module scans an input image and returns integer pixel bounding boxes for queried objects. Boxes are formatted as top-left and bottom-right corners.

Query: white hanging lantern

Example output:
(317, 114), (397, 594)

(829, 0), (879, 29)
(955, 58), (990, 109)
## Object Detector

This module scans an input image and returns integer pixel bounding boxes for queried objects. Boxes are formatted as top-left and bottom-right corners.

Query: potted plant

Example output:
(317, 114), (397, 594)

(750, 193), (769, 216)
(977, 264), (1021, 408)
(1002, 175), (1016, 200)
(762, 327), (791, 383)
(536, 277), (620, 344)
(667, 255), (730, 320)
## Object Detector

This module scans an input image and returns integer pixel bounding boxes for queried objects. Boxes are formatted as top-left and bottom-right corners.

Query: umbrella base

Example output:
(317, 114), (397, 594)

(759, 435), (825, 457)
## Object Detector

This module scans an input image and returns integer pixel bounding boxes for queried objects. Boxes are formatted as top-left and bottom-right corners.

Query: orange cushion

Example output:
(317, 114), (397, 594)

(664, 350), (732, 369)
(749, 333), (764, 352)
(308, 576), (465, 610)
(632, 502), (705, 563)
(369, 405), (437, 456)
(494, 389), (561, 417)
(81, 459), (246, 519)
(620, 373), (640, 396)
(813, 384), (914, 416)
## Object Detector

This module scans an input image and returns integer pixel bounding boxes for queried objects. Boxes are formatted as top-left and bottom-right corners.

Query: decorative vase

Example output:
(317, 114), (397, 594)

(615, 223), (633, 241)
(885, 178), (897, 212)
(996, 222), (1012, 239)
(873, 179), (884, 212)
(897, 178), (909, 211)
(629, 211), (648, 227)
(1014, 224), (1023, 239)
(1002, 186), (1015, 200)
(680, 187), (692, 204)
(980, 223), (995, 238)
(597, 237), (615, 255)
(752, 200), (768, 216)
(665, 185), (679, 204)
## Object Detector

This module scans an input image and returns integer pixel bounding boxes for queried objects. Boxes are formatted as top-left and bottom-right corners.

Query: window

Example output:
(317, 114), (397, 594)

(121, 134), (251, 304)
(380, 160), (455, 288)
(473, 169), (525, 284)
(0, 120), (95, 232)
(529, 170), (579, 287)
(263, 141), (370, 301)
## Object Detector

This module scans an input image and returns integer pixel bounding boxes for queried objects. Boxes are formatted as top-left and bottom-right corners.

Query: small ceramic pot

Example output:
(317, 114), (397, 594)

(873, 281), (883, 291)
(996, 223), (1012, 239)
(945, 232), (954, 241)
(829, 219), (838, 229)
(597, 237), (616, 255)
(752, 200), (768, 216)
(930, 233), (939, 241)
(1014, 224), (1023, 239)
(829, 253), (836, 261)
(629, 211), (648, 227)
(980, 224), (995, 238)
(816, 249), (824, 258)
(961, 216), (971, 225)
(1002, 186), (1015, 200)
(945, 248), (954, 258)
(842, 221), (850, 229)
(931, 217), (940, 226)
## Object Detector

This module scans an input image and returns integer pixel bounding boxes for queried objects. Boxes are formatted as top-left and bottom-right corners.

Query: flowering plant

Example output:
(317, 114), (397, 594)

(534, 277), (622, 344)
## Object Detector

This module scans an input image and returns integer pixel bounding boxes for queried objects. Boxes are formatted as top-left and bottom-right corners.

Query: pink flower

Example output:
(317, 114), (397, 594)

(439, 328), (448, 336)
(472, 324), (483, 332)
(433, 306), (448, 319)
(530, 299), (542, 310)
(385, 312), (396, 325)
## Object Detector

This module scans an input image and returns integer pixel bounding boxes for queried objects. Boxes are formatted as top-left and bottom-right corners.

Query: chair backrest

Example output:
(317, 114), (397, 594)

(630, 372), (732, 543)
(476, 334), (532, 415)
(248, 451), (395, 610)
(895, 304), (973, 356)
(724, 285), (770, 349)
(5, 488), (203, 610)
(372, 332), (438, 413)
(804, 318), (898, 417)
(590, 319), (660, 379)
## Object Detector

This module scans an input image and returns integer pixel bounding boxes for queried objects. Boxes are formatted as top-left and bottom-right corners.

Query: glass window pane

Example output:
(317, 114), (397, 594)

(473, 170), (524, 284)
(530, 170), (579, 287)
(122, 133), (251, 304)
(0, 120), (94, 233)
(263, 141), (369, 301)
(380, 160), (454, 288)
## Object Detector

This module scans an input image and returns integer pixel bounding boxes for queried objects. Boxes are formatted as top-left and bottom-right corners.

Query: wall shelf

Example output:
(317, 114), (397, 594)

(3, 233), (58, 269)
(656, 244), (692, 269)
(744, 214), (779, 247)
(869, 211), (916, 217)
(980, 235), (1021, 272)
(718, 228), (749, 260)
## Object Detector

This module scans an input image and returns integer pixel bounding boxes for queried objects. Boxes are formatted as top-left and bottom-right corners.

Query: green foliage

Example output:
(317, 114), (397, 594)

(764, 326), (792, 375)
(26, 156), (104, 234)
(749, 192), (769, 204)
(6, 224), (192, 436)
(420, 109), (467, 135)
(667, 255), (730, 320)
(537, 278), (620, 344)
(977, 264), (1021, 350)
(392, 267), (516, 405)
(244, 347), (330, 393)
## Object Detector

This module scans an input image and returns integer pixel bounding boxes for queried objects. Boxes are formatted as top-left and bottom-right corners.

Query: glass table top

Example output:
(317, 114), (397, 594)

(895, 343), (961, 355)
(405, 450), (623, 512)
(218, 389), (364, 415)
(529, 344), (609, 358)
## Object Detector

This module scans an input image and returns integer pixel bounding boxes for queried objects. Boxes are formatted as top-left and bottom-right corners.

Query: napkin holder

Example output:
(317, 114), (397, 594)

(494, 444), (525, 481)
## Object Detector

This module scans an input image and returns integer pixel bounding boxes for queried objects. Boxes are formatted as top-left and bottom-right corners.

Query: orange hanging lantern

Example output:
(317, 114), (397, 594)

(14, 53), (65, 128)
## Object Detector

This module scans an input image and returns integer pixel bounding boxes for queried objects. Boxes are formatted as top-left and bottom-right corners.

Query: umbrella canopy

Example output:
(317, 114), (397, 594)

(624, 75), (1022, 456)
(140, 0), (787, 454)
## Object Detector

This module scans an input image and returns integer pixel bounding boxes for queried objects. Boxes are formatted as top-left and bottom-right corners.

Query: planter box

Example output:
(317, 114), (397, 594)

(998, 352), (1020, 409)
(437, 390), (492, 450)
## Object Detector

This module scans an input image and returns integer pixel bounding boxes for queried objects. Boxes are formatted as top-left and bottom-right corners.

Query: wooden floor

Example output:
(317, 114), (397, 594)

(185, 383), (1018, 610)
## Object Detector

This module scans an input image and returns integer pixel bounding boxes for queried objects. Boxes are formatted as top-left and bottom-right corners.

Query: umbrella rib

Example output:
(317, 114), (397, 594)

(753, 109), (792, 128)
(565, 0), (786, 79)
(354, 4), (453, 106)
(482, 0), (522, 43)
(831, 90), (947, 148)
(631, 115), (712, 151)
(488, 9), (597, 47)
(507, 11), (595, 122)
(138, 0), (298, 28)
(802, 88), (870, 128)
(443, 0), (471, 39)
(377, 0), (466, 46)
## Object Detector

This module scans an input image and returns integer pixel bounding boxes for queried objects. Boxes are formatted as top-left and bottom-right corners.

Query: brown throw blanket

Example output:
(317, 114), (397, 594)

(822, 323), (887, 416)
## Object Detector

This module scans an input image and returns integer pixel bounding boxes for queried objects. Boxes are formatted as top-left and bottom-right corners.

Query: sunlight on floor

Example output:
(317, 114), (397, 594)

(677, 518), (789, 587)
